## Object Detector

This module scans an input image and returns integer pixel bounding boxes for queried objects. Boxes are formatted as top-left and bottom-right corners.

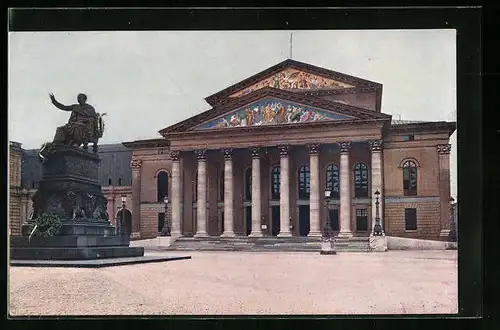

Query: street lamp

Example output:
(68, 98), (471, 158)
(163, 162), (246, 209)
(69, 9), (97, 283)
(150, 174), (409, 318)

(373, 190), (383, 236)
(160, 195), (170, 236)
(118, 194), (127, 236)
(320, 190), (336, 255)
(449, 197), (457, 243)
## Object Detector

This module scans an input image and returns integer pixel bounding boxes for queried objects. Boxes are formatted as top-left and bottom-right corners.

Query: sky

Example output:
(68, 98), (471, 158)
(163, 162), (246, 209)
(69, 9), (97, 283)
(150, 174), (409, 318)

(8, 30), (457, 199)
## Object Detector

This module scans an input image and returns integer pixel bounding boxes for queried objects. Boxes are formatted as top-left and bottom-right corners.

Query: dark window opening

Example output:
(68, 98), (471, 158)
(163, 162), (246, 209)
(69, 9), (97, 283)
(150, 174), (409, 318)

(354, 163), (369, 198)
(118, 178), (122, 186)
(219, 171), (224, 201)
(271, 166), (280, 200)
(403, 160), (418, 196)
(108, 178), (112, 186)
(245, 168), (252, 200)
(298, 165), (310, 199)
(31, 181), (35, 189)
(356, 209), (368, 231)
(405, 208), (417, 230)
(325, 164), (340, 198)
(157, 171), (169, 202)
(403, 135), (415, 141)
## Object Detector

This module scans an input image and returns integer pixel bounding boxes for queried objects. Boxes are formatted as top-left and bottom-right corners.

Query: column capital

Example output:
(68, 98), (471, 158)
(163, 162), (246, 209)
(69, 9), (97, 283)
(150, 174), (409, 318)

(278, 145), (290, 157)
(170, 150), (180, 162)
(250, 147), (261, 158)
(338, 141), (351, 153)
(130, 159), (142, 170)
(222, 148), (233, 160)
(308, 143), (320, 154)
(437, 144), (451, 155)
(368, 140), (383, 152)
(195, 149), (207, 160)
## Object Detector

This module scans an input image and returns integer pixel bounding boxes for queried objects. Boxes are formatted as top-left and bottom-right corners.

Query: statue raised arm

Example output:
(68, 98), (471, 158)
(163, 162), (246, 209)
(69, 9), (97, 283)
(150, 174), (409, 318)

(49, 93), (73, 111)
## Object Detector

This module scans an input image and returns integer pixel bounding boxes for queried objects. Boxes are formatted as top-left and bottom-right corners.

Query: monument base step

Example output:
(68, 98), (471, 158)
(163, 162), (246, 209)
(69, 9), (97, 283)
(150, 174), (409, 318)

(10, 246), (144, 260)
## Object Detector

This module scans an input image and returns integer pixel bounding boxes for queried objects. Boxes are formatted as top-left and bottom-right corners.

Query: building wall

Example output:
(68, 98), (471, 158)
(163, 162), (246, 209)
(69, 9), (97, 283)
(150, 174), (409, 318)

(9, 142), (23, 236)
(319, 91), (377, 111)
(382, 131), (451, 240)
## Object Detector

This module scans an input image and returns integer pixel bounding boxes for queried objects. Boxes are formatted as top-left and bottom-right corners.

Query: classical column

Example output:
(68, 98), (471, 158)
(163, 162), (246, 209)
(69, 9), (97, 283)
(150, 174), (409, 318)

(308, 143), (322, 237)
(249, 147), (262, 237)
(369, 140), (384, 234)
(170, 150), (182, 237)
(130, 159), (142, 237)
(338, 142), (353, 237)
(194, 150), (208, 237)
(278, 146), (292, 237)
(437, 144), (452, 238)
(221, 148), (235, 237)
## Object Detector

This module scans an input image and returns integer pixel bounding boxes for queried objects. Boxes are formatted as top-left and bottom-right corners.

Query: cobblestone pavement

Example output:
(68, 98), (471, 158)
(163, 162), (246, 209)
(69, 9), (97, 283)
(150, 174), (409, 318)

(9, 250), (457, 316)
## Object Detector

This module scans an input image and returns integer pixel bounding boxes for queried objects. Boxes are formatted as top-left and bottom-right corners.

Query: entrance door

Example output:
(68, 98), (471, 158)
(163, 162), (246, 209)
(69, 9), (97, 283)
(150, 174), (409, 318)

(245, 206), (252, 236)
(329, 209), (339, 231)
(298, 205), (310, 236)
(271, 206), (280, 236)
(220, 211), (224, 234)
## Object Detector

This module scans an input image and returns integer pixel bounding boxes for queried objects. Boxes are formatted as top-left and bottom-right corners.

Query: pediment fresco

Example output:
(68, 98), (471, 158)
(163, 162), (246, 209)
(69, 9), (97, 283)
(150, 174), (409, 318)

(193, 98), (355, 130)
(229, 68), (355, 98)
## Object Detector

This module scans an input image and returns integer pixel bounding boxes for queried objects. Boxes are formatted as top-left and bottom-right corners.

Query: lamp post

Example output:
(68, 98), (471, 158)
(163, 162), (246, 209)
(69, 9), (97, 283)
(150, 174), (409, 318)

(372, 190), (383, 236)
(449, 197), (457, 243)
(160, 195), (170, 236)
(120, 194), (127, 236)
(320, 190), (336, 255)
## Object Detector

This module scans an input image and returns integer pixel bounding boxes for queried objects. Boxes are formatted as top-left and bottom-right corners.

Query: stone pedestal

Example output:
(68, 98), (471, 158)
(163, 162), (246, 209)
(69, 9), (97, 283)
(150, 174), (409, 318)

(369, 235), (388, 252)
(10, 146), (144, 260)
(320, 239), (337, 255)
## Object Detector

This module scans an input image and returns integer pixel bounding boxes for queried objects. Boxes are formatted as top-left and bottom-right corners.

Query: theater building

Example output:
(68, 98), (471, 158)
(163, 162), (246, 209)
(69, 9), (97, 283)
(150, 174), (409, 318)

(122, 59), (456, 242)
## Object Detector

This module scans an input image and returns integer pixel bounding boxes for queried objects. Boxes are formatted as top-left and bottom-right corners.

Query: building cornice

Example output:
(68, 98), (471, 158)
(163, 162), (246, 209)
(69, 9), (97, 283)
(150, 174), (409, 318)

(122, 138), (171, 149)
(389, 121), (456, 136)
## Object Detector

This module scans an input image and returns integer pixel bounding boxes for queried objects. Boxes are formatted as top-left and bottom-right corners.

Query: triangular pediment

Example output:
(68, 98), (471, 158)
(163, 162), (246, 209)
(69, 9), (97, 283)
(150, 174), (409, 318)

(228, 68), (355, 98)
(205, 59), (382, 107)
(192, 97), (355, 130)
(160, 88), (391, 135)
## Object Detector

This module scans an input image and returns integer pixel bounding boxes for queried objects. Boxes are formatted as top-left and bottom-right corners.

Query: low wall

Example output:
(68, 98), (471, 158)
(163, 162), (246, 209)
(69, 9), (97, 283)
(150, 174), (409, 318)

(386, 236), (457, 250)
(130, 236), (175, 249)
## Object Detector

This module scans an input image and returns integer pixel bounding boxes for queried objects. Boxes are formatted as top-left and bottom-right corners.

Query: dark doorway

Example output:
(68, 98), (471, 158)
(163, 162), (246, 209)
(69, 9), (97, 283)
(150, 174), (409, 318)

(245, 206), (252, 236)
(298, 205), (310, 236)
(116, 209), (132, 235)
(328, 209), (339, 231)
(220, 211), (224, 234)
(271, 206), (280, 236)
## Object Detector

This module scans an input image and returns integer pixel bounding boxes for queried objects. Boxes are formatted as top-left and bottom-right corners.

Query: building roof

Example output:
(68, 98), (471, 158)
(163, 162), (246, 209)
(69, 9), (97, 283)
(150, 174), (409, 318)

(21, 143), (133, 189)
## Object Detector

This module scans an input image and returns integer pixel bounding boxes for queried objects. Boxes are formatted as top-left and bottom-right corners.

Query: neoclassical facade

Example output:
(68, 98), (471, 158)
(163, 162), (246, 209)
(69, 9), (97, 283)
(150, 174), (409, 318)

(123, 59), (456, 241)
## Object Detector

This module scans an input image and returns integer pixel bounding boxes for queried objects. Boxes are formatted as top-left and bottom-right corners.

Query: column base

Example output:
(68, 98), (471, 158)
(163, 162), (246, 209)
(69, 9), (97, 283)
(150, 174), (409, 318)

(170, 230), (182, 238)
(307, 231), (322, 238)
(194, 231), (208, 238)
(277, 232), (292, 237)
(221, 231), (235, 238)
(248, 231), (263, 237)
(337, 231), (353, 238)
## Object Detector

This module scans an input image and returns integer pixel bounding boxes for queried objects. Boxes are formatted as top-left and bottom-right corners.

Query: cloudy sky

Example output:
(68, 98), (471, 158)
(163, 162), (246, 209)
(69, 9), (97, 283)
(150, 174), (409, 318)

(8, 30), (457, 198)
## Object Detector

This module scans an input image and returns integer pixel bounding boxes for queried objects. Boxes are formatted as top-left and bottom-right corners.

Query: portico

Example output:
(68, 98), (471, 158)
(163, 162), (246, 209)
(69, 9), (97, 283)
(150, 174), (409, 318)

(165, 119), (388, 239)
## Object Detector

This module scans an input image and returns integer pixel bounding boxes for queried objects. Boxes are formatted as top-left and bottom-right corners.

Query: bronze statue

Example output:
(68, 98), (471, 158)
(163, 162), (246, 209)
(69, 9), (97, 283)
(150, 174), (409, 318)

(49, 93), (106, 152)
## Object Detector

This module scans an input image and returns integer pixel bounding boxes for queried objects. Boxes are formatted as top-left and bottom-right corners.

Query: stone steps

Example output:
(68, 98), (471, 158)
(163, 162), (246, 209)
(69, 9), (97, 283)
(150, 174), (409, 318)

(166, 236), (373, 252)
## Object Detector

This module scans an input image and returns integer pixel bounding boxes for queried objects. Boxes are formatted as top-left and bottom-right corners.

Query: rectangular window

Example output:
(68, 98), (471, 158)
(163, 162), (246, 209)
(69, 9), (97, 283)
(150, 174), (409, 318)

(403, 135), (415, 141)
(356, 209), (368, 231)
(405, 208), (417, 230)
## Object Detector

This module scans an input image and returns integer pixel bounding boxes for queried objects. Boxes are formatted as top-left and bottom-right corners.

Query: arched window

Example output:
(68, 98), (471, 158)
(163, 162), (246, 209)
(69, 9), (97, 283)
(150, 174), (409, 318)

(219, 170), (224, 201)
(354, 162), (369, 198)
(118, 178), (123, 186)
(325, 164), (340, 198)
(157, 171), (169, 202)
(271, 166), (280, 200)
(298, 165), (310, 199)
(403, 160), (418, 196)
(108, 178), (112, 186)
(245, 168), (252, 200)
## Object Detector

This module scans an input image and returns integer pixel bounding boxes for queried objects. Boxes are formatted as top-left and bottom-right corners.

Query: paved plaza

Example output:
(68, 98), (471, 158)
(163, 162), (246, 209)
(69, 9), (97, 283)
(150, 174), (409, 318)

(9, 250), (457, 316)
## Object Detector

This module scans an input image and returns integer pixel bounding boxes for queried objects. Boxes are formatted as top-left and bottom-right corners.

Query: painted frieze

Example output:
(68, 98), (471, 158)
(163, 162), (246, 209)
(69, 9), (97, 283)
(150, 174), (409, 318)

(194, 98), (354, 130)
(229, 68), (355, 98)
